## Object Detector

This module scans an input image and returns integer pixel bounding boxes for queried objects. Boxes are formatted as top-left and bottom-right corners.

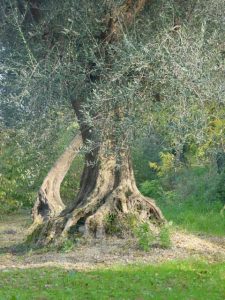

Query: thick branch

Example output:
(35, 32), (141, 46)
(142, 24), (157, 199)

(32, 133), (83, 225)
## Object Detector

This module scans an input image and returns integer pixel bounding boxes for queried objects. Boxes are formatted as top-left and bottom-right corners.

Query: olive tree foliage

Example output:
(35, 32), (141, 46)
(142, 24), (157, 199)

(0, 0), (224, 151)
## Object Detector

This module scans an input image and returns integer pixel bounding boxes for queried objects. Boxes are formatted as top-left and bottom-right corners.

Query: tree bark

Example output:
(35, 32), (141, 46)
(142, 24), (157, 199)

(30, 133), (82, 229)
(29, 133), (164, 245)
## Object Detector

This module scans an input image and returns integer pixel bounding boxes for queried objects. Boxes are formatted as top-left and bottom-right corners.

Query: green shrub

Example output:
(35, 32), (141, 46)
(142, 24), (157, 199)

(159, 225), (172, 249)
(134, 223), (155, 251)
(216, 171), (225, 203)
(0, 175), (22, 213)
(60, 155), (83, 205)
(105, 213), (122, 235)
(105, 213), (139, 236)
(0, 196), (21, 213)
(140, 180), (164, 199)
(59, 239), (75, 253)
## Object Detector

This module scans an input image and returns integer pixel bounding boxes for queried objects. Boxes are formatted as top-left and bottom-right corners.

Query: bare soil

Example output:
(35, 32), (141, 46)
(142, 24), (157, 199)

(0, 212), (224, 271)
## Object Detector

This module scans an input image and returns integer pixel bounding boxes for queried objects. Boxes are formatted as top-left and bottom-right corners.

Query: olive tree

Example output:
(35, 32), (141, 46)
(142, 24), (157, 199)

(1, 0), (224, 244)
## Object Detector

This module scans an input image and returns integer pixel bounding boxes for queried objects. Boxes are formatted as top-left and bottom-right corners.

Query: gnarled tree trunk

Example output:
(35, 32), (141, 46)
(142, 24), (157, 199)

(31, 133), (82, 229)
(29, 132), (164, 245)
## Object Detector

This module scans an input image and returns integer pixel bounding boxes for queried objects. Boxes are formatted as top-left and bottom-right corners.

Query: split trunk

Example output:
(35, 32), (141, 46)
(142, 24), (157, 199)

(30, 132), (164, 245)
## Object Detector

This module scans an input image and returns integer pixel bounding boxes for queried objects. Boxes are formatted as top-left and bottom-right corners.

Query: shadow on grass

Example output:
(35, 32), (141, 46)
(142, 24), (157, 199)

(0, 241), (42, 256)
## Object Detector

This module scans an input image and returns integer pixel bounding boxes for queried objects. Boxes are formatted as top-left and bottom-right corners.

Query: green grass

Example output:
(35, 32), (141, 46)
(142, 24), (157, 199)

(0, 260), (225, 300)
(162, 166), (225, 236)
(140, 166), (225, 237)
(158, 197), (225, 236)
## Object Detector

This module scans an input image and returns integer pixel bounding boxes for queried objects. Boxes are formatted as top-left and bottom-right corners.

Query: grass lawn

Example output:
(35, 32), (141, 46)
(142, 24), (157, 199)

(0, 260), (225, 300)
(159, 198), (225, 237)
(140, 166), (225, 237)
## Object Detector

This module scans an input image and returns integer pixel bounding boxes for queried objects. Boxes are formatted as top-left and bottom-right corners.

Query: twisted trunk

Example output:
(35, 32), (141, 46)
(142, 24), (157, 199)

(29, 134), (164, 245)
(31, 133), (82, 228)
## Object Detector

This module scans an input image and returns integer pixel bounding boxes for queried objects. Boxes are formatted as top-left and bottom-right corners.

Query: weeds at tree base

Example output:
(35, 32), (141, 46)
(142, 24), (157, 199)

(104, 212), (172, 251)
(159, 224), (172, 249)
(58, 239), (76, 253)
(134, 223), (172, 251)
(134, 223), (155, 251)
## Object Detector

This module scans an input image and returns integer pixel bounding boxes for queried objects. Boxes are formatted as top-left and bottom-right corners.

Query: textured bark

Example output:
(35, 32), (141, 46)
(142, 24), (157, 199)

(30, 141), (164, 245)
(31, 133), (82, 227)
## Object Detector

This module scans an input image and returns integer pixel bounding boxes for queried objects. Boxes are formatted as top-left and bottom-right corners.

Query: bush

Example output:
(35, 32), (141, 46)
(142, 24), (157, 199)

(0, 175), (22, 213)
(159, 225), (172, 249)
(216, 171), (225, 203)
(134, 223), (155, 251)
(140, 180), (164, 199)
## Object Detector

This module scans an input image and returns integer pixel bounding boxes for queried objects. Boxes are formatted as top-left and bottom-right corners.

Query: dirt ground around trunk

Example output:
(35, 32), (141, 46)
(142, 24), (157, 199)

(0, 212), (224, 271)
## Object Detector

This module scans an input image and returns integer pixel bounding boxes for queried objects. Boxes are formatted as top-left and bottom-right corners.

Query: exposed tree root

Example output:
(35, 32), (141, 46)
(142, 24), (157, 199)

(29, 144), (164, 246)
(29, 183), (164, 246)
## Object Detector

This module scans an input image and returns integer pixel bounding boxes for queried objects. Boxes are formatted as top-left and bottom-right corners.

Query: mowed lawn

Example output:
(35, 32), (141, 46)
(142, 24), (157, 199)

(0, 260), (225, 300)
